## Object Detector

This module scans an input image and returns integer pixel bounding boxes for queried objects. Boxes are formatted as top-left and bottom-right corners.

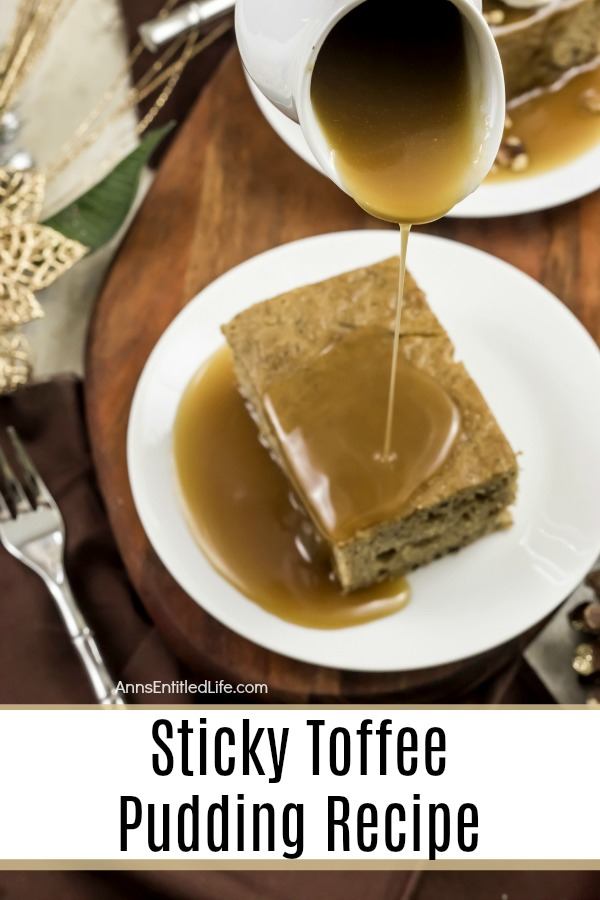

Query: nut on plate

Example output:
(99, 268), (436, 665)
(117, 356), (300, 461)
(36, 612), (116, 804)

(580, 87), (600, 114)
(484, 8), (506, 25)
(497, 134), (530, 173)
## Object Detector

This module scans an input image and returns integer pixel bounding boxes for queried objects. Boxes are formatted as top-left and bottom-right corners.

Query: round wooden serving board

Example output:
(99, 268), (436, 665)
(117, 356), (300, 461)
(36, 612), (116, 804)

(86, 49), (600, 701)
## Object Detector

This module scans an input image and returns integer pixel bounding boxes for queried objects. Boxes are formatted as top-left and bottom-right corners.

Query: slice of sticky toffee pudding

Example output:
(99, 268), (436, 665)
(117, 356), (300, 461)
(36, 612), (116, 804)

(222, 259), (518, 593)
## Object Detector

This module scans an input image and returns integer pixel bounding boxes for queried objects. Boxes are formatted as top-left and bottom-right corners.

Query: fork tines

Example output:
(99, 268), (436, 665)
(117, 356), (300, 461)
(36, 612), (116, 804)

(0, 428), (50, 519)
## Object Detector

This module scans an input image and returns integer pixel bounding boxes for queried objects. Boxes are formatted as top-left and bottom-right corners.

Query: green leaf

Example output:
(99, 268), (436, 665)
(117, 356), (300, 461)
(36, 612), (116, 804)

(43, 122), (175, 252)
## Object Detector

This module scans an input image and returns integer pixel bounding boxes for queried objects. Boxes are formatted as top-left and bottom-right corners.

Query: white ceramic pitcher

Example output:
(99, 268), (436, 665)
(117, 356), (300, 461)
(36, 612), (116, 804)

(236, 0), (506, 202)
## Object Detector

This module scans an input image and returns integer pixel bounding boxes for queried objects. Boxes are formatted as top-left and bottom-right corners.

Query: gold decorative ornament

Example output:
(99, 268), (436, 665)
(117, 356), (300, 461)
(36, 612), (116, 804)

(0, 167), (87, 394)
(0, 332), (31, 394)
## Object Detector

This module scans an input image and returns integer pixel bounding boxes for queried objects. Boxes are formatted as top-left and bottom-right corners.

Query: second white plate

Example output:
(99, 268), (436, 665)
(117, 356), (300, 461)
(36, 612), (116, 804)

(248, 77), (600, 219)
(128, 230), (600, 672)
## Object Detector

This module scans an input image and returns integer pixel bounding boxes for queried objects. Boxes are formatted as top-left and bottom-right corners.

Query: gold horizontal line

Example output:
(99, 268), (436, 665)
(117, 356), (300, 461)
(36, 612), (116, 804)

(1, 860), (600, 872)
(0, 704), (596, 711)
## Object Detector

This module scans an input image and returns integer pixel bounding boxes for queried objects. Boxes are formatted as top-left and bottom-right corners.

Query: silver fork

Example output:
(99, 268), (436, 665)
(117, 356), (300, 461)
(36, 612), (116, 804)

(0, 428), (125, 706)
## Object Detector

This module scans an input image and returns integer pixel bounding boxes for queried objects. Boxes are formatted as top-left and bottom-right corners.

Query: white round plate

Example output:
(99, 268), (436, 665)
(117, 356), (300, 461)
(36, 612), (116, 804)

(128, 230), (600, 672)
(248, 77), (600, 219)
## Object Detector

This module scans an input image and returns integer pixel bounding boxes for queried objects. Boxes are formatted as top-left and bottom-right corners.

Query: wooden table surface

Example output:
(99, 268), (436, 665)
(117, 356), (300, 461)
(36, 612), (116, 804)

(86, 49), (599, 702)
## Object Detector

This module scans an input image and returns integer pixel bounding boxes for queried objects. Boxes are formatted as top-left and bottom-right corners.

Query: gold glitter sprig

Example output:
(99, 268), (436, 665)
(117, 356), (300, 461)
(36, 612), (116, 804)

(0, 0), (75, 114)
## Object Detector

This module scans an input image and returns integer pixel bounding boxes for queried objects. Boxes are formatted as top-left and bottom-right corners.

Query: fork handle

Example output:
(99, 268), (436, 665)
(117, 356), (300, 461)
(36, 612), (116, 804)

(46, 577), (126, 706)
(72, 630), (126, 706)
